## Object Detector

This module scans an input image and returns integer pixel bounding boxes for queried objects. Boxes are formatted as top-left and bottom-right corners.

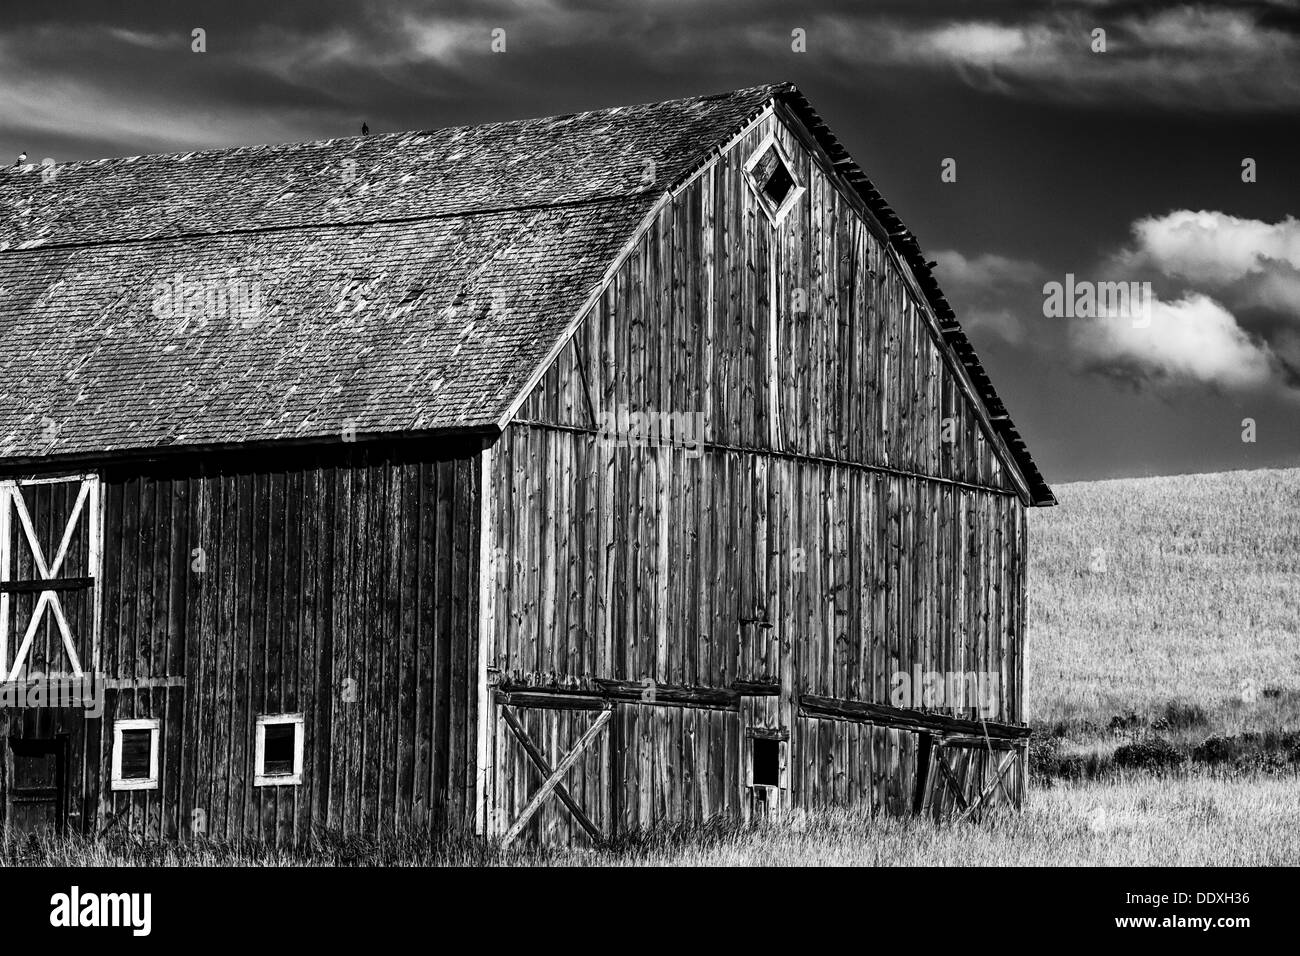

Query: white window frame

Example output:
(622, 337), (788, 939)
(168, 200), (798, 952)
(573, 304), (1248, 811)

(0, 474), (103, 681)
(254, 713), (304, 786)
(743, 133), (805, 226)
(111, 718), (160, 791)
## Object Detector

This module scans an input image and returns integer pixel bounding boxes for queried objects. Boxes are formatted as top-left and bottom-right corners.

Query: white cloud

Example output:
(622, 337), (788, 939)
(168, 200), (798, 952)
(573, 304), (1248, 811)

(1070, 292), (1278, 390)
(1071, 211), (1300, 391)
(917, 22), (1049, 65)
(1139, 7), (1290, 55)
(826, 6), (1300, 111)
(936, 214), (1300, 394)
(1124, 211), (1300, 286)
(105, 28), (176, 50)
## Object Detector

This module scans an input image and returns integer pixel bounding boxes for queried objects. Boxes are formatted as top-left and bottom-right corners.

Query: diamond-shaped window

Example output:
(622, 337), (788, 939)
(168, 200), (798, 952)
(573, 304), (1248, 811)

(745, 139), (801, 225)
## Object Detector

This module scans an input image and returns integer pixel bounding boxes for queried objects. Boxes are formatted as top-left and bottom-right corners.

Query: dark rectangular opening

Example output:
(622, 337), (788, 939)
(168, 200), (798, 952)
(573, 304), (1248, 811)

(752, 737), (780, 787)
(7, 737), (68, 837)
(120, 729), (152, 779)
(12, 745), (60, 790)
(263, 723), (296, 776)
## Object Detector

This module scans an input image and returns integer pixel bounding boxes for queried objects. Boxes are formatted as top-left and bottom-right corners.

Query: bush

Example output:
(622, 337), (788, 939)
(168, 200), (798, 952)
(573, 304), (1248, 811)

(1028, 730), (1113, 781)
(1113, 736), (1184, 772)
(1108, 712), (1144, 733)
(1028, 731), (1064, 783)
(1161, 700), (1209, 731)
(1234, 751), (1288, 775)
(1191, 735), (1237, 764)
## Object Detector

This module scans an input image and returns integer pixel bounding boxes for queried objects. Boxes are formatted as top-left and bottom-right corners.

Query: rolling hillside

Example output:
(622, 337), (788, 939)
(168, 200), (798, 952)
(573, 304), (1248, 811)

(1026, 467), (1300, 737)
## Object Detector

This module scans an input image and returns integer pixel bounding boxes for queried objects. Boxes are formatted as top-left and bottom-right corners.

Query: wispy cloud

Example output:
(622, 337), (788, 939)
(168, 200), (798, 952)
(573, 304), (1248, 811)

(3, 0), (1296, 165)
(824, 3), (1300, 111)
(1120, 210), (1300, 285)
(932, 250), (1047, 345)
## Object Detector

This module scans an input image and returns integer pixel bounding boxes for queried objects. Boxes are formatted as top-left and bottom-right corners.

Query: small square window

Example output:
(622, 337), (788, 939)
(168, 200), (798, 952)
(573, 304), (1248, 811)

(111, 718), (159, 791)
(744, 136), (802, 225)
(255, 714), (304, 786)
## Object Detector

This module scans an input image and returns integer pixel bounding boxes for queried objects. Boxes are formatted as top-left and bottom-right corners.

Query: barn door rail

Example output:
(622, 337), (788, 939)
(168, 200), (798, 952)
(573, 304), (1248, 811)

(799, 694), (1031, 741)
(498, 703), (614, 849)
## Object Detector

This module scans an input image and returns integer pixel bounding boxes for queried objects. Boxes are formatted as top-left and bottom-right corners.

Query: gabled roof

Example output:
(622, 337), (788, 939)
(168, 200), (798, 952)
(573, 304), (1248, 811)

(0, 83), (1052, 504)
(0, 86), (775, 459)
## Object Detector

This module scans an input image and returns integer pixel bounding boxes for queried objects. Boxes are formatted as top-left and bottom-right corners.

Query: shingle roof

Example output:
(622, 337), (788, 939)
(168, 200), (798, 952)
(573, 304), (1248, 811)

(0, 85), (777, 460)
(0, 82), (1051, 504)
(0, 87), (774, 248)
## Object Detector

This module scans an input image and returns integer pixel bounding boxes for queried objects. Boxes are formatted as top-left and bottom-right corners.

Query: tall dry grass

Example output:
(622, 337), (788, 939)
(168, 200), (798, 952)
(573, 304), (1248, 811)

(4, 770), (1294, 867)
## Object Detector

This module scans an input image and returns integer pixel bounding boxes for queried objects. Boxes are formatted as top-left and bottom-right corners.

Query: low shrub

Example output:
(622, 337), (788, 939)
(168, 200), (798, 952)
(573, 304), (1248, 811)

(1112, 736), (1184, 772)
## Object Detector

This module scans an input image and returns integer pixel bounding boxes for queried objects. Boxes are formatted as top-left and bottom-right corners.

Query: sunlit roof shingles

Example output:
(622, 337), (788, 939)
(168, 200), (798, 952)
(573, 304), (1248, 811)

(2, 79), (1057, 501)
(0, 85), (782, 458)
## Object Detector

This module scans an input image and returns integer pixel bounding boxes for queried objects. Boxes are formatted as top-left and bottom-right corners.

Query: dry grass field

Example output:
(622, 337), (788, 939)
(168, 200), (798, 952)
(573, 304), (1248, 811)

(1028, 466), (1300, 737)
(1027, 467), (1300, 789)
(3, 467), (1297, 866)
(7, 772), (1296, 867)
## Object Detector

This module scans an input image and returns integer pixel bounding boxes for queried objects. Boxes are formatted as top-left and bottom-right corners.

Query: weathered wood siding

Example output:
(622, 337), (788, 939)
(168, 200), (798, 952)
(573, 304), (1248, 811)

(517, 111), (1015, 489)
(489, 433), (1024, 719)
(489, 702), (971, 842)
(1, 441), (481, 842)
(484, 106), (1029, 834)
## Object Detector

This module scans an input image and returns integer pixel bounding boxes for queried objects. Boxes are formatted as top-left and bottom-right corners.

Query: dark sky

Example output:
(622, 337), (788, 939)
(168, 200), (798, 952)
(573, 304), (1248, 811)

(4, 0), (1298, 483)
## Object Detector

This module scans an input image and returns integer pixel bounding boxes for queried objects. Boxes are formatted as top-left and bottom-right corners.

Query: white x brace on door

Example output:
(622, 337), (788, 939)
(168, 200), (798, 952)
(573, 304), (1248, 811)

(0, 475), (102, 681)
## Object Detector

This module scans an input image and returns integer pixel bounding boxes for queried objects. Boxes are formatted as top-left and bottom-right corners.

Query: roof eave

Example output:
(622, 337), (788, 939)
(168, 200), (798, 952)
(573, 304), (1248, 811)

(0, 423), (501, 476)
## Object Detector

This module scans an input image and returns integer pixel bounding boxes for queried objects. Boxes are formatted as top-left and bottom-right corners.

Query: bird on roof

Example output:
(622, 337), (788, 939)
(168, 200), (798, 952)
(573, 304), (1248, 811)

(361, 123), (369, 135)
(14, 151), (27, 166)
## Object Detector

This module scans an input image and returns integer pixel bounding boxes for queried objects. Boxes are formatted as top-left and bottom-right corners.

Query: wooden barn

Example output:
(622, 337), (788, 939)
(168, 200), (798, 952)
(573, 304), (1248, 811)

(0, 83), (1053, 846)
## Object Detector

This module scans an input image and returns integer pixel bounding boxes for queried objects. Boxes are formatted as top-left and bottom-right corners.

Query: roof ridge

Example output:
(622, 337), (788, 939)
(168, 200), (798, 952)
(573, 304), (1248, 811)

(1, 83), (789, 173)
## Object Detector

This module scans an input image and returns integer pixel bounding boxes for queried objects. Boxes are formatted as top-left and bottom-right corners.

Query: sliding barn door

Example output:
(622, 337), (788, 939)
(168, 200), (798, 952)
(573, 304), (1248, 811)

(0, 475), (102, 681)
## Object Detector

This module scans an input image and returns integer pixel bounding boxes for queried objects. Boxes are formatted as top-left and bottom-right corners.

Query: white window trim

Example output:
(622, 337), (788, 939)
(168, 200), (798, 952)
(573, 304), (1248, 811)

(0, 474), (103, 682)
(111, 718), (160, 791)
(254, 713), (304, 786)
(742, 133), (805, 226)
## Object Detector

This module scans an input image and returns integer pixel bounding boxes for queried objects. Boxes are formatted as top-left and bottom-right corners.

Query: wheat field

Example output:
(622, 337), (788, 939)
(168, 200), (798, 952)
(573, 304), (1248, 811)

(1027, 467), (1300, 738)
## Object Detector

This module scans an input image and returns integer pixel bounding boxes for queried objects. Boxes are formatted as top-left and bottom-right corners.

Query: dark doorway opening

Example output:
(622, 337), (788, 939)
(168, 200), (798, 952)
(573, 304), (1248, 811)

(751, 737), (780, 788)
(5, 736), (68, 838)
